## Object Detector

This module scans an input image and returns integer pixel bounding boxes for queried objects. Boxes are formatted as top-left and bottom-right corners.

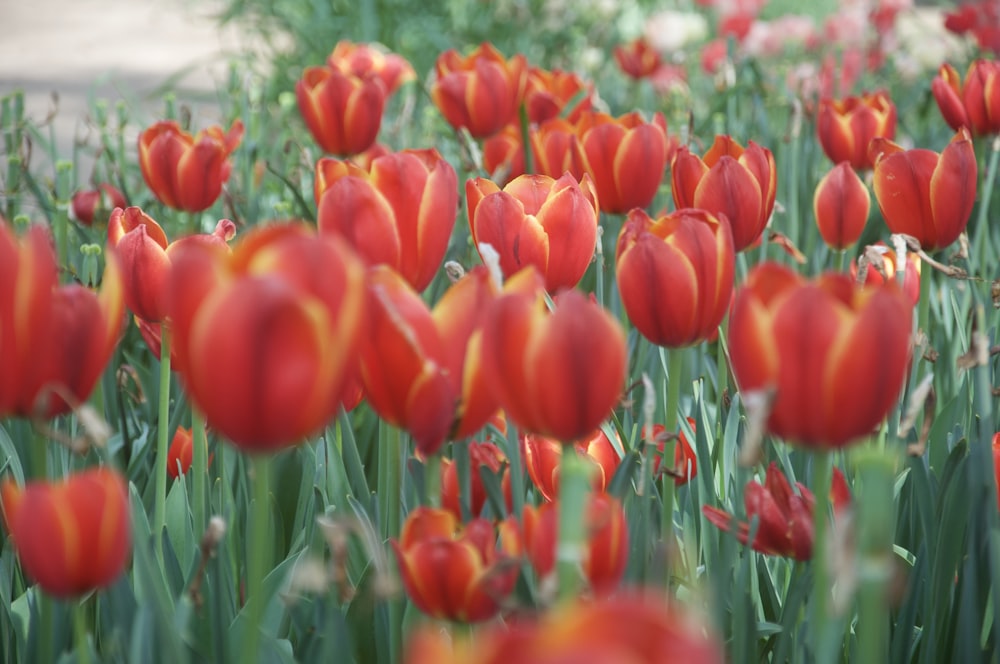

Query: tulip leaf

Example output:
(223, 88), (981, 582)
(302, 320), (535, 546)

(165, 478), (195, 577)
(0, 424), (24, 486)
(479, 463), (508, 519)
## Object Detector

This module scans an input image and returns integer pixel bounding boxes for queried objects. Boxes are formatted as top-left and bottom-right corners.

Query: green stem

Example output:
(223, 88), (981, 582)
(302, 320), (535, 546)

(809, 451), (833, 664)
(659, 346), (683, 574)
(35, 592), (54, 664)
(557, 444), (590, 602)
(378, 423), (402, 664)
(506, 422), (525, 518)
(973, 136), (1000, 276)
(455, 440), (472, 520)
(519, 103), (533, 176)
(54, 161), (72, 274)
(424, 452), (441, 509)
(856, 450), (895, 664)
(243, 454), (271, 664)
(74, 599), (90, 664)
(191, 409), (208, 536)
(31, 425), (49, 480)
(595, 224), (605, 310)
(834, 249), (847, 274)
(153, 325), (172, 563)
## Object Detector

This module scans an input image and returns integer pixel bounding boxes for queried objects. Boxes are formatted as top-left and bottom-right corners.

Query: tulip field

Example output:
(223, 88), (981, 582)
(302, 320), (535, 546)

(2, 0), (1000, 662)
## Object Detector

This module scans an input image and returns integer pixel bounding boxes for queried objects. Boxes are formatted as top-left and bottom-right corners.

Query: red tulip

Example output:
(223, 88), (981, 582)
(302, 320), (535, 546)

(326, 41), (416, 96)
(614, 37), (663, 80)
(296, 65), (386, 156)
(616, 207), (734, 347)
(647, 420), (698, 486)
(850, 242), (921, 307)
(524, 66), (594, 124)
(523, 428), (621, 502)
(467, 173), (599, 292)
(431, 43), (528, 139)
(482, 125), (525, 185)
(672, 135), (776, 252)
(166, 427), (212, 479)
(1, 468), (131, 597)
(703, 462), (850, 560)
(441, 441), (511, 519)
(728, 262), (912, 448)
(392, 507), (519, 622)
(138, 119), (243, 212)
(481, 268), (627, 442)
(871, 129), (977, 251)
(316, 148), (458, 292)
(71, 184), (127, 227)
(0, 221), (123, 419)
(816, 90), (896, 170)
(167, 223), (368, 451)
(814, 161), (870, 250)
(931, 61), (1000, 135)
(530, 117), (588, 182)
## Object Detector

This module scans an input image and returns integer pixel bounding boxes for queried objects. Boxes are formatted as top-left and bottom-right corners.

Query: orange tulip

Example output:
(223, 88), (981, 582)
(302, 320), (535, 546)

(814, 161), (870, 250)
(467, 173), (599, 292)
(326, 41), (416, 97)
(0, 468), (131, 597)
(70, 183), (126, 227)
(616, 207), (734, 347)
(576, 110), (674, 214)
(316, 148), (458, 292)
(482, 124), (525, 185)
(871, 129), (977, 251)
(530, 117), (588, 182)
(360, 265), (499, 455)
(0, 221), (123, 419)
(524, 66), (594, 124)
(296, 65), (386, 156)
(481, 268), (627, 442)
(431, 43), (528, 139)
(441, 441), (511, 519)
(932, 60), (1000, 136)
(392, 507), (519, 623)
(167, 223), (367, 451)
(816, 90), (896, 170)
(851, 242), (921, 307)
(166, 427), (212, 480)
(138, 119), (243, 212)
(703, 462), (851, 560)
(672, 135), (776, 252)
(728, 262), (912, 448)
(523, 429), (621, 502)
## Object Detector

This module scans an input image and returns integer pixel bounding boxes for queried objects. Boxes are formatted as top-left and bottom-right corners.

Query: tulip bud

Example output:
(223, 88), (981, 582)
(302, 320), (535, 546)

(814, 162), (870, 250)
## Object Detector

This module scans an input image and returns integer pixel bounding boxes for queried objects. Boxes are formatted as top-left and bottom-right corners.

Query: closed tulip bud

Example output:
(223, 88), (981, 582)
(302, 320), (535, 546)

(576, 110), (674, 214)
(481, 268), (627, 441)
(467, 173), (599, 292)
(296, 66), (386, 156)
(932, 60), (1000, 136)
(167, 427), (213, 479)
(814, 162), (870, 250)
(614, 36), (663, 80)
(524, 66), (594, 124)
(871, 129), (977, 251)
(728, 262), (912, 449)
(71, 184), (126, 227)
(523, 428), (621, 502)
(441, 441), (511, 519)
(616, 207), (735, 347)
(317, 148), (458, 293)
(326, 41), (416, 97)
(431, 42), (528, 139)
(138, 120), (243, 212)
(167, 223), (367, 451)
(672, 135), (776, 252)
(392, 507), (519, 622)
(1, 468), (131, 597)
(816, 90), (896, 170)
(0, 221), (123, 419)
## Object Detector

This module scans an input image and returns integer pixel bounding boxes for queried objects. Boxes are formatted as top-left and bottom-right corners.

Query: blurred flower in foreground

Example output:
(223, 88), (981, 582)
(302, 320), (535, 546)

(523, 428), (620, 502)
(326, 41), (415, 96)
(870, 128), (977, 252)
(0, 221), (123, 419)
(931, 60), (1000, 136)
(1, 468), (131, 597)
(703, 461), (850, 560)
(813, 161), (870, 251)
(296, 65), (386, 156)
(71, 184), (126, 227)
(167, 223), (367, 451)
(816, 91), (896, 170)
(728, 262), (911, 449)
(392, 507), (519, 623)
(138, 119), (243, 212)
(851, 242), (921, 307)
(404, 592), (725, 664)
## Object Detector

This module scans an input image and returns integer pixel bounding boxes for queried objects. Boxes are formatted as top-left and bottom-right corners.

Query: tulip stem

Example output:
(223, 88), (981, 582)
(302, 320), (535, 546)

(519, 103), (533, 176)
(74, 598), (90, 664)
(153, 324), (172, 564)
(243, 454), (271, 664)
(424, 452), (441, 509)
(834, 249), (847, 274)
(856, 450), (895, 664)
(809, 450), (834, 664)
(557, 443), (590, 602)
(191, 408), (208, 535)
(455, 440), (472, 520)
(378, 423), (403, 664)
(659, 346), (683, 581)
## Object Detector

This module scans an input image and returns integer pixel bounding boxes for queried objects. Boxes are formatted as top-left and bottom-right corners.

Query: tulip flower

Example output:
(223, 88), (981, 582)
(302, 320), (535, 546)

(316, 148), (458, 293)
(507, 492), (628, 595)
(703, 462), (850, 560)
(71, 183), (126, 227)
(614, 36), (663, 80)
(481, 268), (627, 442)
(523, 429), (621, 502)
(728, 262), (912, 449)
(482, 125), (525, 184)
(932, 60), (1000, 136)
(530, 117), (588, 182)
(0, 221), (123, 419)
(360, 265), (499, 455)
(816, 90), (896, 170)
(138, 119), (243, 212)
(326, 41), (416, 96)
(296, 65), (386, 156)
(871, 129), (977, 251)
(616, 208), (735, 347)
(672, 135), (776, 252)
(167, 427), (212, 479)
(851, 242), (921, 307)
(814, 162), (870, 251)
(441, 441), (511, 519)
(647, 420), (698, 486)
(167, 223), (367, 451)
(576, 110), (674, 214)
(107, 206), (236, 323)
(431, 43), (528, 139)
(392, 507), (519, 623)
(467, 173), (599, 292)
(0, 468), (131, 597)
(943, 2), (1000, 56)
(524, 66), (593, 124)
